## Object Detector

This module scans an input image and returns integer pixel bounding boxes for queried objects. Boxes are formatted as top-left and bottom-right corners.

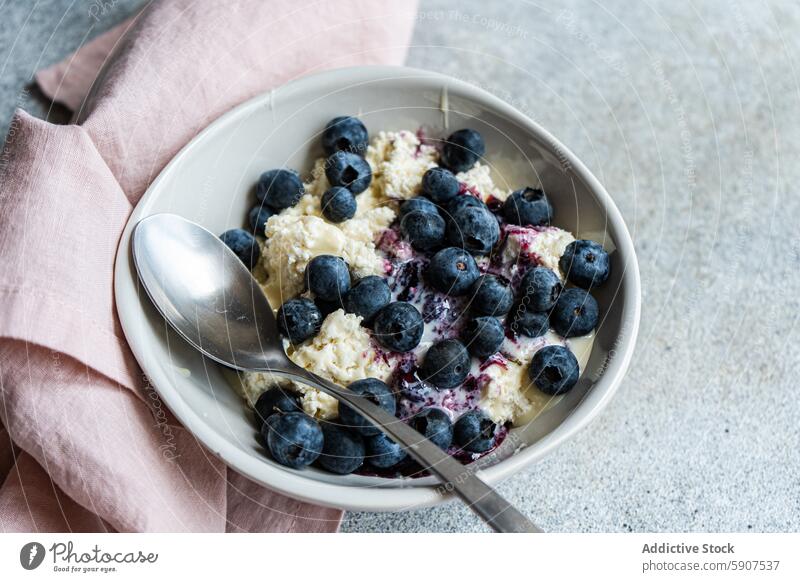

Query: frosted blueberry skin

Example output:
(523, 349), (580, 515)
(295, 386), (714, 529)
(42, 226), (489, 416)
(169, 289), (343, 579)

(551, 288), (599, 338)
(462, 316), (505, 360)
(343, 275), (391, 325)
(528, 345), (580, 395)
(264, 412), (324, 469)
(321, 116), (369, 156)
(317, 423), (365, 475)
(501, 187), (553, 227)
(453, 409), (497, 453)
(365, 432), (407, 469)
(445, 205), (500, 255)
(339, 378), (397, 436)
(400, 210), (446, 251)
(425, 247), (480, 296)
(304, 255), (351, 303)
(469, 274), (514, 316)
(443, 194), (487, 231)
(507, 302), (550, 339)
(409, 407), (453, 450)
(560, 239), (611, 289)
(441, 128), (486, 174)
(254, 388), (302, 427)
(321, 186), (357, 223)
(325, 150), (372, 194)
(419, 339), (471, 389)
(372, 301), (425, 352)
(248, 204), (274, 236)
(276, 297), (323, 344)
(447, 193), (488, 213)
(256, 169), (305, 210)
(399, 196), (440, 219)
(220, 228), (261, 270)
(421, 166), (460, 203)
(519, 267), (563, 312)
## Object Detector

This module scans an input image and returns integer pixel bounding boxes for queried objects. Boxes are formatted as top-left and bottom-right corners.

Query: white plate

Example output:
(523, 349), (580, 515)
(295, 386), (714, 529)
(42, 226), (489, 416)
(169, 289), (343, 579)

(114, 66), (641, 512)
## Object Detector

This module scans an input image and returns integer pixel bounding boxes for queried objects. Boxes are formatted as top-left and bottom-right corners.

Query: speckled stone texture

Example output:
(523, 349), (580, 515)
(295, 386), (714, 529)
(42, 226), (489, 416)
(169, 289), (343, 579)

(2, 0), (798, 532)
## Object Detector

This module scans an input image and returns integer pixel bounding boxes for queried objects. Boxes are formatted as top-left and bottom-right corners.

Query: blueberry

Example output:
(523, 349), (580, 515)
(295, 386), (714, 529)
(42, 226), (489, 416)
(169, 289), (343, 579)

(256, 169), (304, 210)
(372, 302), (424, 352)
(317, 423), (365, 474)
(314, 295), (343, 318)
(399, 196), (440, 219)
(469, 274), (513, 316)
(441, 129), (485, 174)
(343, 275), (391, 324)
(254, 388), (302, 426)
(409, 408), (453, 450)
(321, 116), (369, 156)
(277, 298), (323, 343)
(321, 186), (357, 223)
(551, 288), (599, 338)
(528, 345), (580, 395)
(425, 247), (479, 296)
(443, 195), (487, 233)
(248, 204), (274, 236)
(365, 433), (407, 468)
(453, 410), (497, 453)
(560, 239), (611, 289)
(339, 378), (396, 436)
(220, 229), (261, 270)
(305, 255), (351, 302)
(446, 205), (500, 255)
(263, 412), (324, 469)
(462, 317), (505, 360)
(502, 187), (553, 226)
(400, 210), (445, 251)
(420, 339), (471, 389)
(421, 167), (460, 203)
(325, 151), (372, 194)
(519, 267), (563, 312)
(508, 303), (550, 338)
(446, 194), (487, 215)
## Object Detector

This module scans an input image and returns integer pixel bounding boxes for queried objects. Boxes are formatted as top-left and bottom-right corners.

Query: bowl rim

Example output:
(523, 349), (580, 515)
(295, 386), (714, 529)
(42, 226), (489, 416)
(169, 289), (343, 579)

(114, 65), (641, 512)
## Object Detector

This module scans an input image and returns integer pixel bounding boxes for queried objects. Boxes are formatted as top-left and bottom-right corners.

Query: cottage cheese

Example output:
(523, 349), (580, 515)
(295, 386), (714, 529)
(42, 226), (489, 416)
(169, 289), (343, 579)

(243, 310), (392, 419)
(501, 225), (575, 279)
(367, 131), (438, 200)
(457, 162), (512, 201)
(478, 332), (560, 424)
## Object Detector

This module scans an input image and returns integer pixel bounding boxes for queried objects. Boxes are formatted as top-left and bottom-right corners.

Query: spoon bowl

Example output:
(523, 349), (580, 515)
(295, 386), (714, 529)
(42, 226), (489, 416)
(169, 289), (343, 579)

(132, 214), (283, 371)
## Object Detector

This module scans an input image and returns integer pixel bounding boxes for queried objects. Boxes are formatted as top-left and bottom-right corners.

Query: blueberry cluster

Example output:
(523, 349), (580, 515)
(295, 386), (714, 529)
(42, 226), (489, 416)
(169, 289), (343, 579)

(393, 129), (610, 399)
(217, 116), (374, 265)
(220, 119), (613, 475)
(254, 378), (498, 473)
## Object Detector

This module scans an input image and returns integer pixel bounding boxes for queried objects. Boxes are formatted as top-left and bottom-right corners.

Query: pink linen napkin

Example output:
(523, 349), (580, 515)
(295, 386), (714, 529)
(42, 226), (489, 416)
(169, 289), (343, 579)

(0, 0), (419, 533)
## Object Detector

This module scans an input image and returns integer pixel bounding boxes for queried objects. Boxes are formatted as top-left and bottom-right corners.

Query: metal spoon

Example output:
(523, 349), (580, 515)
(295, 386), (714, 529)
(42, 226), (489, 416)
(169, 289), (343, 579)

(132, 213), (540, 533)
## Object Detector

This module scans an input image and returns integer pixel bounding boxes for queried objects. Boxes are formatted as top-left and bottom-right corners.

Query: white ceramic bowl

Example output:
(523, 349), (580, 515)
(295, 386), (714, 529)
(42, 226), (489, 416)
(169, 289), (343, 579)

(114, 66), (641, 512)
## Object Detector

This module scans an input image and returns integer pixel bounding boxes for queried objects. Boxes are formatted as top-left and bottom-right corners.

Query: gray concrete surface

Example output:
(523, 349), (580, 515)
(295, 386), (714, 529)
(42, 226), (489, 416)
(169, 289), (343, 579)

(2, 0), (798, 532)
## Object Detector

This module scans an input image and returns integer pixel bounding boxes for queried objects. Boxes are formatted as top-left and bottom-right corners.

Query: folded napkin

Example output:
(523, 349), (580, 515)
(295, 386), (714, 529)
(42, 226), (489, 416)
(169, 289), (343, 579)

(0, 0), (418, 533)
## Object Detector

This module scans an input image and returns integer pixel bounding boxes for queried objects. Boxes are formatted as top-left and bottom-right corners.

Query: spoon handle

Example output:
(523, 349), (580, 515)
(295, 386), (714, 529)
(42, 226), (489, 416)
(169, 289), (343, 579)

(275, 365), (542, 533)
